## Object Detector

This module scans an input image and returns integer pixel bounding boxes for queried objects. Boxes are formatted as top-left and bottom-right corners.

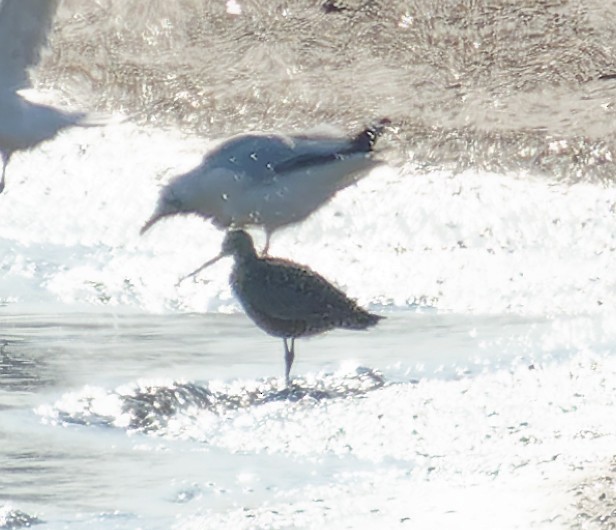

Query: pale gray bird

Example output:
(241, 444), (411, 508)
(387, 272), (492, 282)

(0, 0), (97, 193)
(141, 119), (389, 253)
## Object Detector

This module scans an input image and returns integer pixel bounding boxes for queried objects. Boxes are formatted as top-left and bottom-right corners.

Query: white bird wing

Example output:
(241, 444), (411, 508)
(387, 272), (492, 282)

(0, 0), (60, 91)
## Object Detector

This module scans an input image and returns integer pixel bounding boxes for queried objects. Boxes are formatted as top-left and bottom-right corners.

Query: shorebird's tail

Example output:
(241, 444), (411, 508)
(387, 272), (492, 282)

(343, 310), (385, 330)
(350, 118), (391, 152)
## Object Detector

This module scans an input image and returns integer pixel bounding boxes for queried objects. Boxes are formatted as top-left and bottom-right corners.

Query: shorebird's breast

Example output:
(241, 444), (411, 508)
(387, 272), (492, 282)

(230, 260), (311, 339)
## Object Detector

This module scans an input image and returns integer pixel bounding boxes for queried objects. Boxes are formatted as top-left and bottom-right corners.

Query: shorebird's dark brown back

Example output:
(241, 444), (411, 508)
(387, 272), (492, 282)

(227, 235), (382, 340)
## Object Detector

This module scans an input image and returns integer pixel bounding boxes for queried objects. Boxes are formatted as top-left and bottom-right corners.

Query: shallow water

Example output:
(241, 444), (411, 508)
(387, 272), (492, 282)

(2, 310), (616, 529)
(2, 0), (616, 528)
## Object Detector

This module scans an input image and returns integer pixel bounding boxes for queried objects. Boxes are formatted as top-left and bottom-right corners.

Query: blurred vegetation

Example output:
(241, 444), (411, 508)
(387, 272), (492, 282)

(37, 0), (616, 182)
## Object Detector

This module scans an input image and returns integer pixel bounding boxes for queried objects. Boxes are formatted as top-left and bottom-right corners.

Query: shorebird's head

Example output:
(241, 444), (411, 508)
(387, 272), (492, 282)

(220, 230), (256, 259)
(176, 230), (257, 284)
(196, 230), (257, 268)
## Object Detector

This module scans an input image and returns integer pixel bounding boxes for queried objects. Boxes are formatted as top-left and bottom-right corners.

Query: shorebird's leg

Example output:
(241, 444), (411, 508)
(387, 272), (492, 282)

(262, 230), (272, 255)
(284, 337), (295, 386)
(0, 151), (10, 194)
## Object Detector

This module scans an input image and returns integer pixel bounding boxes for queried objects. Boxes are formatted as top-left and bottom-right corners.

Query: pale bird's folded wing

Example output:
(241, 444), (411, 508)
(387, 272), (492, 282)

(202, 132), (371, 186)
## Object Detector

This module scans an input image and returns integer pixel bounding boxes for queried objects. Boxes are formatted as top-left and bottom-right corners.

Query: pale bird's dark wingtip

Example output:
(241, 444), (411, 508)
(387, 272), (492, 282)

(352, 118), (392, 152)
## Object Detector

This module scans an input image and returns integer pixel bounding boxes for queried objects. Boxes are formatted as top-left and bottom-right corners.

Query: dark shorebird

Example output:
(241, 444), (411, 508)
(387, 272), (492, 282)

(0, 0), (100, 193)
(140, 119), (389, 253)
(195, 230), (383, 385)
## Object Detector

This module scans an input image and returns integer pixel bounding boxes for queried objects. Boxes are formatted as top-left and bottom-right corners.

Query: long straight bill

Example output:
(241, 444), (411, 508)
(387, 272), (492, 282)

(176, 253), (224, 285)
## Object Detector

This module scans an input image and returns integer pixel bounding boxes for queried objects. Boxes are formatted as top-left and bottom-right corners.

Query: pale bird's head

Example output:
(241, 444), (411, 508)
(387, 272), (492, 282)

(140, 189), (184, 235)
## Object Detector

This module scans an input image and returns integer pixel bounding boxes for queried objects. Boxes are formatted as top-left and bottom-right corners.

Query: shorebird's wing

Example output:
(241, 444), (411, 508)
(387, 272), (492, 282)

(243, 259), (358, 321)
(0, 0), (60, 91)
